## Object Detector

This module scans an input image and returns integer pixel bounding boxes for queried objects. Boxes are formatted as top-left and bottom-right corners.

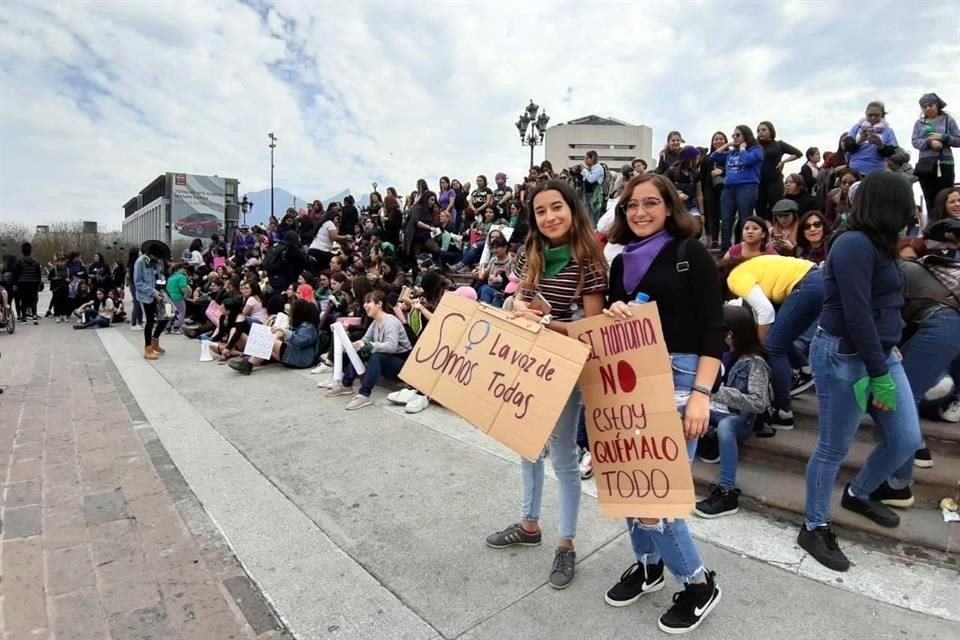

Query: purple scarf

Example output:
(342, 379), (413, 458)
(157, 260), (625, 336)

(621, 230), (672, 293)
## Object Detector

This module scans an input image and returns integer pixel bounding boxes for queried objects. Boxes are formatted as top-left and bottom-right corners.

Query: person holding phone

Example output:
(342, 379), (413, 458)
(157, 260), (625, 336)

(485, 179), (607, 591)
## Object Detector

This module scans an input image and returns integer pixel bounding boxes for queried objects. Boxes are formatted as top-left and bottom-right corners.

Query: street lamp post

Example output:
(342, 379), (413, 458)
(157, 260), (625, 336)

(240, 195), (253, 226)
(268, 132), (277, 220)
(515, 99), (550, 169)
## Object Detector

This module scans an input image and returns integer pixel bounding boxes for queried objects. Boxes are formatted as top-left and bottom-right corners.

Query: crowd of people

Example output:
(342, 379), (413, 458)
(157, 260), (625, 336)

(1, 93), (958, 635)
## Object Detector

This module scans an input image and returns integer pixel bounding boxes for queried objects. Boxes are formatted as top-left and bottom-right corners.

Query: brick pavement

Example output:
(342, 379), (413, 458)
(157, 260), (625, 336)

(0, 321), (290, 640)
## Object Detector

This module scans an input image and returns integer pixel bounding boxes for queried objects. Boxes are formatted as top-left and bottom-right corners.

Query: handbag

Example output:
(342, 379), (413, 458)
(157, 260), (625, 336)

(914, 156), (940, 179)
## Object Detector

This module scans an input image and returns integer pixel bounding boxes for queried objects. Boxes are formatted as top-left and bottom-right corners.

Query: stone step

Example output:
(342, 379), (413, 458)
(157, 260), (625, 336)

(737, 427), (960, 507)
(692, 458), (959, 560)
(790, 392), (960, 457)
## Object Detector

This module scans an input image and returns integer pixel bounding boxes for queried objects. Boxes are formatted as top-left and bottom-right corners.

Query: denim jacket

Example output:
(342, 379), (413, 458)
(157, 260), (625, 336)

(133, 256), (161, 304)
(711, 354), (771, 416)
(280, 323), (319, 368)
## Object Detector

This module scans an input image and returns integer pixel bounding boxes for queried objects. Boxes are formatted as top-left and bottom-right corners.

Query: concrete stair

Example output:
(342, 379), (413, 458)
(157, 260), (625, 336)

(691, 390), (960, 562)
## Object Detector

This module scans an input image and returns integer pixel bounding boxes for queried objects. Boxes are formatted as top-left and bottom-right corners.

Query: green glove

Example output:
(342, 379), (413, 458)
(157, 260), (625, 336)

(853, 373), (897, 412)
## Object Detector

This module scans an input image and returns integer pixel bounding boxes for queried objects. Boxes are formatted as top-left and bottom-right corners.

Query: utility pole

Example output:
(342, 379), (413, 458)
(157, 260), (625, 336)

(268, 132), (277, 219)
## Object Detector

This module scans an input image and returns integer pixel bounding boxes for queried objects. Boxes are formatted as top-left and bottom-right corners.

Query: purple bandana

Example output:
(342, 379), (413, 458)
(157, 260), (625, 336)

(621, 230), (672, 293)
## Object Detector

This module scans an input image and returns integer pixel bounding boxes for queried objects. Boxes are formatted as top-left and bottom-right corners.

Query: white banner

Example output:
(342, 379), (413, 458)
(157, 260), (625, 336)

(243, 323), (275, 360)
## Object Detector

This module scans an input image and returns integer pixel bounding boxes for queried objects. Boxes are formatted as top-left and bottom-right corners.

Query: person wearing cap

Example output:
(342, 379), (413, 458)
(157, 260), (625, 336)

(134, 241), (171, 360)
(770, 199), (801, 256)
(492, 172), (513, 221)
(912, 92), (960, 213)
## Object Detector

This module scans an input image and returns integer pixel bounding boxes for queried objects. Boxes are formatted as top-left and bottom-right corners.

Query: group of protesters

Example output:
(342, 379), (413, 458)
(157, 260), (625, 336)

(3, 92), (957, 635)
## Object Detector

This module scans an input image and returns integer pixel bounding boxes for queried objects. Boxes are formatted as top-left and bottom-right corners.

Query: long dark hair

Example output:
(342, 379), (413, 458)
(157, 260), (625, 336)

(723, 305), (766, 359)
(796, 210), (828, 252)
(741, 215), (771, 251)
(522, 179), (606, 295)
(758, 120), (777, 141)
(290, 298), (319, 328)
(734, 124), (759, 148)
(928, 186), (960, 225)
(842, 171), (914, 257)
(608, 174), (700, 244)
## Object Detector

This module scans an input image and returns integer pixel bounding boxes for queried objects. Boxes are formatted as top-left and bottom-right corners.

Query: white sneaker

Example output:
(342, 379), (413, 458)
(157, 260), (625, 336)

(325, 384), (353, 397)
(923, 375), (955, 402)
(345, 395), (373, 411)
(55, 316), (63, 323)
(311, 363), (332, 375)
(388, 388), (418, 405)
(129, 323), (140, 331)
(579, 451), (593, 480)
(940, 399), (960, 423)
(317, 375), (337, 389)
(404, 394), (430, 414)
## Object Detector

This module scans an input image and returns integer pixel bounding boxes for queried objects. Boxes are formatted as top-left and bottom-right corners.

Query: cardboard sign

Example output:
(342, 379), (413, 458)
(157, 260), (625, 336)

(569, 303), (695, 519)
(205, 300), (222, 326)
(243, 322), (275, 360)
(400, 293), (590, 461)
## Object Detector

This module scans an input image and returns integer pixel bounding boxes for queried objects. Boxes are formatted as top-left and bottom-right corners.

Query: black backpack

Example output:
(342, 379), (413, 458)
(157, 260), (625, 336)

(263, 245), (287, 274)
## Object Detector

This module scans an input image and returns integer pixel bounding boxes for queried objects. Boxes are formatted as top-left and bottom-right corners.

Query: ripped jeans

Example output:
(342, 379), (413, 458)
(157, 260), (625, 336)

(626, 353), (706, 583)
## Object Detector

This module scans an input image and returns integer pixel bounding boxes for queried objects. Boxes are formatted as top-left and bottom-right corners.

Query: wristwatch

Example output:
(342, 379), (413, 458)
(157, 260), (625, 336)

(691, 383), (712, 397)
(539, 314), (553, 327)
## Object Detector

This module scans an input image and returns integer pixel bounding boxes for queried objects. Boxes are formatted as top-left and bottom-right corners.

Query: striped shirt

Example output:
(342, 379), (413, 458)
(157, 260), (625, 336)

(513, 250), (607, 321)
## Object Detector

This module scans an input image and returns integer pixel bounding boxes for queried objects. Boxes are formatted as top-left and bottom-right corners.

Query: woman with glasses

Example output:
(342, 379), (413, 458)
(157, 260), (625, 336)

(795, 211), (829, 264)
(710, 125), (763, 253)
(602, 174), (725, 634)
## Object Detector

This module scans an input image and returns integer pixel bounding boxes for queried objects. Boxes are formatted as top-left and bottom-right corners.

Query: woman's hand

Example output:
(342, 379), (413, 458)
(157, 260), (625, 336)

(683, 392), (710, 440)
(352, 339), (364, 350)
(776, 161), (785, 172)
(930, 140), (944, 151)
(776, 238), (795, 253)
(602, 301), (632, 321)
(509, 307), (543, 323)
(711, 167), (723, 177)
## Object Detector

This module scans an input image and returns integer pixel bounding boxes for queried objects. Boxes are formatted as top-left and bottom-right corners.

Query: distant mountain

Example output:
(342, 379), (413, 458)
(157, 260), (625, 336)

(242, 187), (308, 224)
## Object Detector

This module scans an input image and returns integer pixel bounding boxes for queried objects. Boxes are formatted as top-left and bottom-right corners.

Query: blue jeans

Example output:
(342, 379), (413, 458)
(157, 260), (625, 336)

(719, 183), (758, 250)
(521, 386), (582, 540)
(709, 410), (754, 488)
(343, 351), (409, 397)
(478, 284), (504, 307)
(890, 308), (960, 482)
(765, 268), (824, 412)
(804, 331), (921, 528)
(627, 353), (706, 584)
(462, 242), (485, 267)
(79, 315), (110, 329)
(129, 285), (143, 326)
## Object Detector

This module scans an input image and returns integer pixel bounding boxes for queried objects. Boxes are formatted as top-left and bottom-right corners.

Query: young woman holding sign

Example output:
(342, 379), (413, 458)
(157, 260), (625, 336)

(485, 179), (607, 590)
(603, 173), (725, 634)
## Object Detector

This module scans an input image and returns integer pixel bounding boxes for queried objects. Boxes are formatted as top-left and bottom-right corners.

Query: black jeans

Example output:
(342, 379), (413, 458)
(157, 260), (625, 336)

(756, 176), (785, 221)
(52, 286), (69, 317)
(17, 283), (39, 319)
(918, 163), (955, 216)
(142, 300), (168, 347)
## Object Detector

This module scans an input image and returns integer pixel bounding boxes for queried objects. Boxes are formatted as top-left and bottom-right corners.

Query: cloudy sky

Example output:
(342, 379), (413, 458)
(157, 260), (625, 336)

(1, 0), (958, 228)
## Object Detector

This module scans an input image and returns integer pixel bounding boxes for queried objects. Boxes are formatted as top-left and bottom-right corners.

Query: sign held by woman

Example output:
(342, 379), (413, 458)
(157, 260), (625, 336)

(570, 303), (695, 519)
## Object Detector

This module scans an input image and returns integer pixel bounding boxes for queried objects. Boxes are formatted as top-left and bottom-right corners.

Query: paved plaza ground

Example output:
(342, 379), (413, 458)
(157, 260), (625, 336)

(1, 314), (957, 640)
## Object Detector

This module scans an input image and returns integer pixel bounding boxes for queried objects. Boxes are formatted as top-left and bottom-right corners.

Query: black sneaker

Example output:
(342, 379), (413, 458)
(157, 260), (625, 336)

(485, 523), (542, 549)
(604, 560), (664, 607)
(695, 485), (740, 519)
(769, 408), (794, 431)
(657, 570), (721, 634)
(868, 481), (914, 508)
(790, 369), (815, 397)
(697, 433), (719, 464)
(228, 358), (253, 375)
(797, 524), (849, 572)
(840, 484), (900, 527)
(913, 447), (934, 469)
(548, 547), (576, 590)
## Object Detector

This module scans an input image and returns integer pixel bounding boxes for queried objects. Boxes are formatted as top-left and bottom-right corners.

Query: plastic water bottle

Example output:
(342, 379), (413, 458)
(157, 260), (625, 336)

(628, 292), (650, 307)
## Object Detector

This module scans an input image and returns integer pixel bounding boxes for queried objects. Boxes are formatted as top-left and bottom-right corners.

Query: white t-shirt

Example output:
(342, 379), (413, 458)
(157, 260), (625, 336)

(310, 221), (336, 252)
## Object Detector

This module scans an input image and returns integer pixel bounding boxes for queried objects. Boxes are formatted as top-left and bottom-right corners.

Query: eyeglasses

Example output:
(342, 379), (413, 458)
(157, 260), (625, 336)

(732, 132), (742, 138)
(625, 198), (664, 212)
(803, 221), (824, 230)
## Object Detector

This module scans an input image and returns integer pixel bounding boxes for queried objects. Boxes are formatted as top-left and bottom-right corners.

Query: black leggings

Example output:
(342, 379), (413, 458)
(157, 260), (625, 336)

(142, 300), (168, 347)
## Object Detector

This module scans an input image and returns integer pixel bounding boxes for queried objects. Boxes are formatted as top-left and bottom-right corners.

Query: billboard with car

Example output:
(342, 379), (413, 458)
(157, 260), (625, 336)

(170, 173), (226, 239)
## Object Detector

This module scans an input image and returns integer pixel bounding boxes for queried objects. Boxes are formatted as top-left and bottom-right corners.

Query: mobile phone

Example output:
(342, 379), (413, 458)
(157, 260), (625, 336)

(529, 292), (552, 314)
(400, 286), (411, 300)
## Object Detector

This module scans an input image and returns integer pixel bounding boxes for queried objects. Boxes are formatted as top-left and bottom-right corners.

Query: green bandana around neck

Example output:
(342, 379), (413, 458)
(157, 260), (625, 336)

(542, 244), (572, 279)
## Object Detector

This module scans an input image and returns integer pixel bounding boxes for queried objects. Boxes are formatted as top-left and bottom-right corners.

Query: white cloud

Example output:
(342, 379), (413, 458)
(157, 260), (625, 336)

(1, 0), (958, 229)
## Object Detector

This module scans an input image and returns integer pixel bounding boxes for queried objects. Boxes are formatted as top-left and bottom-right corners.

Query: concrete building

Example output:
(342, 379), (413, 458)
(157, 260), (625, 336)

(122, 173), (239, 251)
(544, 115), (653, 173)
